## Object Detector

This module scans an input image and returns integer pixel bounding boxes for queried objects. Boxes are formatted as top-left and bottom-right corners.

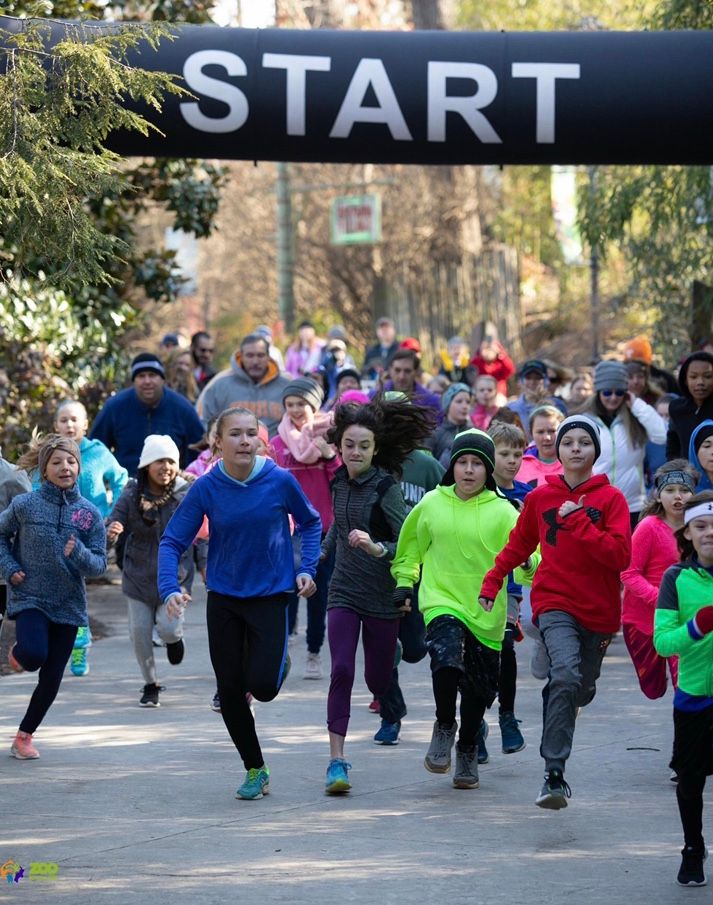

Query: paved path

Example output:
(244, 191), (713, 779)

(0, 582), (705, 904)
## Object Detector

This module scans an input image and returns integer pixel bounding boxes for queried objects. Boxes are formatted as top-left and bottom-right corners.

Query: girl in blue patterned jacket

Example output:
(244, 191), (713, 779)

(0, 435), (106, 760)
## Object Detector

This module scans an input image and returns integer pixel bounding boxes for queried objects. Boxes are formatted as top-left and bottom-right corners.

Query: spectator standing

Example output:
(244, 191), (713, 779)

(254, 324), (286, 373)
(437, 336), (473, 385)
(362, 317), (400, 381)
(90, 353), (204, 475)
(469, 334), (515, 400)
(285, 321), (325, 378)
(190, 331), (217, 391)
(666, 352), (713, 459)
(507, 360), (567, 441)
(196, 334), (292, 438)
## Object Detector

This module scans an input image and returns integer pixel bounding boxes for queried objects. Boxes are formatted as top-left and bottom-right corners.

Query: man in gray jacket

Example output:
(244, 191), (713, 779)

(196, 333), (292, 437)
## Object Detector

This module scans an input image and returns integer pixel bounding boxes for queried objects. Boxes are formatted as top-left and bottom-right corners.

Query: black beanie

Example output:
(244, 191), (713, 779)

(440, 428), (497, 491)
(282, 377), (324, 412)
(555, 415), (601, 462)
(693, 422), (713, 455)
(131, 352), (165, 380)
(335, 368), (362, 389)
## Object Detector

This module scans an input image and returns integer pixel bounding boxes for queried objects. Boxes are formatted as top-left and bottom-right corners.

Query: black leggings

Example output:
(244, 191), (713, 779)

(206, 591), (289, 771)
(433, 667), (485, 749)
(498, 625), (517, 714)
(677, 775), (706, 850)
(14, 608), (77, 735)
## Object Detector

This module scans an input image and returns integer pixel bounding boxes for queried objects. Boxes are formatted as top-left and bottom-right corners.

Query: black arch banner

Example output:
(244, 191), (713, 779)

(4, 19), (713, 164)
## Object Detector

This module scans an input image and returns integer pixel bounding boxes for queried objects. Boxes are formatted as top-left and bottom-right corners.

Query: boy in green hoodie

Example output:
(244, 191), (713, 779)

(391, 429), (538, 789)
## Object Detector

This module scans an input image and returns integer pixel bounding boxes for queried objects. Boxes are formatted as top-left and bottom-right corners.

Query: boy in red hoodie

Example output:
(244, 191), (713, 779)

(479, 415), (631, 809)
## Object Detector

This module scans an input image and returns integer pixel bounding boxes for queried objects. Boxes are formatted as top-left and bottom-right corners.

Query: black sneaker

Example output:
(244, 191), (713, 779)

(677, 845), (708, 887)
(211, 691), (221, 712)
(535, 769), (572, 809)
(139, 683), (162, 707)
(166, 639), (185, 665)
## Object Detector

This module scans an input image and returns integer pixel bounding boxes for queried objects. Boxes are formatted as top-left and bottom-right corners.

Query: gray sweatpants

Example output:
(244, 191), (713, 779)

(126, 597), (184, 685)
(538, 610), (612, 773)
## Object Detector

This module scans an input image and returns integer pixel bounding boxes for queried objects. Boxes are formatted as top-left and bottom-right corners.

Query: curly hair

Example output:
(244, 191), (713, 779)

(328, 395), (436, 478)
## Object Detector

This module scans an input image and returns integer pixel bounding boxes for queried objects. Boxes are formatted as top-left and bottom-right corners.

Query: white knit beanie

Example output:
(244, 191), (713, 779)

(138, 435), (180, 470)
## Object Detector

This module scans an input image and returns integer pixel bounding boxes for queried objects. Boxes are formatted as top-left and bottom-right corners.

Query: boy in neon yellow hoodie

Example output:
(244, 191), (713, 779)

(391, 429), (538, 789)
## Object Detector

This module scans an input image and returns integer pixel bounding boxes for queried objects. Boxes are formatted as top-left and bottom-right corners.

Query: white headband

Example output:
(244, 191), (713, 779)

(684, 501), (713, 525)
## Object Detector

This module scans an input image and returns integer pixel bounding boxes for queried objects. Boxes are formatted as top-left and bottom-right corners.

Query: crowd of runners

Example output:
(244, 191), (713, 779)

(1, 321), (711, 888)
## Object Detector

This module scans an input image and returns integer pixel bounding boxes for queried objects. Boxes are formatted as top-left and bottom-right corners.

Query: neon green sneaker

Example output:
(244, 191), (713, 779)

(236, 765), (270, 800)
(70, 647), (89, 676)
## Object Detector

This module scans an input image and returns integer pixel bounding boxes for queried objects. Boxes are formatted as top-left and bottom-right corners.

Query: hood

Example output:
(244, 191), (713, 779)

(214, 456), (278, 486)
(688, 420), (713, 490)
(677, 352), (713, 402)
(232, 352), (281, 386)
(434, 484), (501, 506)
(544, 473), (610, 495)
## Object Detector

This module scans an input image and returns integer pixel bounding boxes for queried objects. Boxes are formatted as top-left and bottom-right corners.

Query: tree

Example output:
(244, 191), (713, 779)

(0, 2), (226, 455)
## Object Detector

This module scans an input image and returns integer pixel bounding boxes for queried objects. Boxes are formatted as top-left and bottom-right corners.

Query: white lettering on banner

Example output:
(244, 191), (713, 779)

(180, 50), (249, 133)
(329, 59), (413, 140)
(427, 61), (502, 143)
(511, 63), (581, 143)
(262, 53), (332, 136)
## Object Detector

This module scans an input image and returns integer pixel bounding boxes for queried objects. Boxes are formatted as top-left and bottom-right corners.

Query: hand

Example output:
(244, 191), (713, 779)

(64, 535), (76, 557)
(392, 587), (412, 613)
(521, 557), (533, 570)
(478, 596), (495, 612)
(692, 605), (713, 636)
(348, 529), (380, 556)
(559, 495), (585, 518)
(10, 571), (26, 586)
(106, 521), (124, 542)
(314, 436), (335, 458)
(296, 574), (317, 598)
(625, 391), (636, 408)
(165, 592), (191, 619)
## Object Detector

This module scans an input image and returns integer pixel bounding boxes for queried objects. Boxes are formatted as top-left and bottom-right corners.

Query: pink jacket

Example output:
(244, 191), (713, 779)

(517, 455), (563, 488)
(270, 436), (340, 533)
(621, 515), (679, 634)
(470, 405), (498, 431)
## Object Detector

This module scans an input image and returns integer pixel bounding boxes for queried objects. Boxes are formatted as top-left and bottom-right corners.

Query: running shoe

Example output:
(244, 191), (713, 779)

(477, 719), (490, 764)
(453, 743), (479, 789)
(70, 647), (89, 676)
(166, 639), (185, 665)
(499, 711), (525, 754)
(211, 691), (221, 712)
(424, 721), (457, 773)
(236, 765), (270, 800)
(10, 731), (39, 760)
(74, 625), (92, 648)
(325, 758), (352, 794)
(677, 845), (708, 887)
(304, 653), (322, 680)
(139, 683), (162, 707)
(368, 697), (381, 714)
(373, 720), (400, 745)
(535, 769), (572, 809)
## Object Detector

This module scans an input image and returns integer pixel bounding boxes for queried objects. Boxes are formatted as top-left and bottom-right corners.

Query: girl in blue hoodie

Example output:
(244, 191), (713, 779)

(0, 435), (107, 760)
(158, 406), (321, 802)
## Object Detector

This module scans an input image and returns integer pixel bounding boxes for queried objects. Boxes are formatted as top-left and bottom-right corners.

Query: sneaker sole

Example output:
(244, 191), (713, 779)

(10, 746), (40, 760)
(325, 781), (351, 794)
(303, 674), (322, 680)
(535, 794), (568, 810)
(373, 737), (399, 746)
(502, 741), (526, 754)
(139, 701), (160, 708)
(424, 758), (451, 774)
(677, 878), (707, 887)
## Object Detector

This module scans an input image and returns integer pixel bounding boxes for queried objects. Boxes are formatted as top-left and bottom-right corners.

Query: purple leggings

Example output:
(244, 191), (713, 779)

(327, 606), (400, 737)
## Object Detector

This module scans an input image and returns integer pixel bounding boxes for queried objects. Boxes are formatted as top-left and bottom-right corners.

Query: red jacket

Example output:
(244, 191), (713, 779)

(480, 474), (631, 633)
(469, 352), (515, 397)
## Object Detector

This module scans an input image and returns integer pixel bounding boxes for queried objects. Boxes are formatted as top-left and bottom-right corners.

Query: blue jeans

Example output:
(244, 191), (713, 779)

(378, 587), (427, 724)
(14, 608), (77, 735)
(287, 544), (334, 654)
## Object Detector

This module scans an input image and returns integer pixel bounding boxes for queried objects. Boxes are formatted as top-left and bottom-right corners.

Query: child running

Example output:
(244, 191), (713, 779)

(106, 435), (197, 708)
(52, 400), (127, 676)
(479, 414), (631, 809)
(158, 407), (321, 801)
(321, 396), (434, 794)
(392, 429), (538, 789)
(621, 460), (697, 700)
(0, 435), (106, 759)
(654, 491), (713, 887)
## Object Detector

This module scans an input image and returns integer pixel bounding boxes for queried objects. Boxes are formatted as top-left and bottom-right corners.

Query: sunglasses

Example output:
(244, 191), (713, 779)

(601, 389), (626, 398)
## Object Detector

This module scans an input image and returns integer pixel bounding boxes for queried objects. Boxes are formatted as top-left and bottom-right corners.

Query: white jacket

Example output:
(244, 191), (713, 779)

(591, 397), (666, 512)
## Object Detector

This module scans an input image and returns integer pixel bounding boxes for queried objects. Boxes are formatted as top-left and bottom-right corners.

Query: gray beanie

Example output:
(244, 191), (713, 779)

(441, 382), (472, 414)
(594, 360), (628, 392)
(282, 377), (324, 412)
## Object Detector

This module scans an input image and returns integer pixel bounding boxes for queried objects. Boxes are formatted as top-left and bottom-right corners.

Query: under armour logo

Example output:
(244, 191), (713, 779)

(543, 508), (570, 545)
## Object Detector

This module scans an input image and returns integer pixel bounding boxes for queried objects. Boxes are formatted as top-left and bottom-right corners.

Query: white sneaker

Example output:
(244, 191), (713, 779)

(304, 653), (322, 680)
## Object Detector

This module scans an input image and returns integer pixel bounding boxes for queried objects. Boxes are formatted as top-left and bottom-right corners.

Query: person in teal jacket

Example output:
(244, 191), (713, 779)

(48, 401), (128, 676)
(654, 490), (713, 888)
(391, 429), (538, 791)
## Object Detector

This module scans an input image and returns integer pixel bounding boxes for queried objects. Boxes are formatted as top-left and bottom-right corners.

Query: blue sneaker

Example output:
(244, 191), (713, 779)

(373, 720), (400, 746)
(74, 626), (92, 649)
(499, 711), (525, 754)
(477, 719), (489, 765)
(70, 647), (89, 676)
(325, 758), (352, 794)
(236, 765), (270, 800)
